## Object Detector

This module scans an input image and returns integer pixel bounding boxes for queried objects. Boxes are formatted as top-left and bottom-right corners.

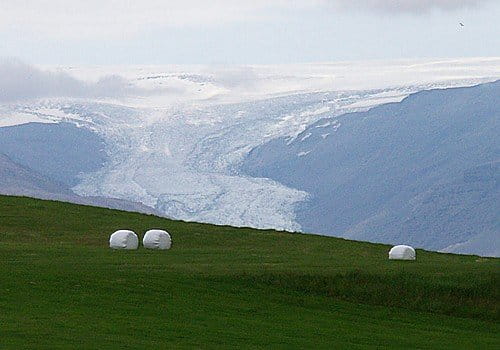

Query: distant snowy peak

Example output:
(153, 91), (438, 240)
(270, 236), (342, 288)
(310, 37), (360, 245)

(41, 57), (500, 107)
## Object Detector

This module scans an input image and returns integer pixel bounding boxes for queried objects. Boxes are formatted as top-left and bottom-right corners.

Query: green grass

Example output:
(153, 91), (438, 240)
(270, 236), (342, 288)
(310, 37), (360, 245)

(0, 195), (499, 349)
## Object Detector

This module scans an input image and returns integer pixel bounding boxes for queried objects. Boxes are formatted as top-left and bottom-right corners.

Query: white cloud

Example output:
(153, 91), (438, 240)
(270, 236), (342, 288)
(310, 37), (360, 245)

(0, 1), (301, 39)
(0, 0), (491, 41)
(0, 59), (153, 102)
(321, 0), (490, 14)
(210, 66), (259, 88)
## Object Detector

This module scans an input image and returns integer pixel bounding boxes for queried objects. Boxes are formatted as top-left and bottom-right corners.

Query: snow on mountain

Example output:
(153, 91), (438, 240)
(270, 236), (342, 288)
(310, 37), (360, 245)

(241, 81), (500, 256)
(1, 58), (499, 233)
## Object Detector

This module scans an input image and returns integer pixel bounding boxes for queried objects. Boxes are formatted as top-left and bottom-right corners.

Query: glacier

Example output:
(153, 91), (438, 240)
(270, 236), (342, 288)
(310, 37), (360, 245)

(1, 58), (499, 233)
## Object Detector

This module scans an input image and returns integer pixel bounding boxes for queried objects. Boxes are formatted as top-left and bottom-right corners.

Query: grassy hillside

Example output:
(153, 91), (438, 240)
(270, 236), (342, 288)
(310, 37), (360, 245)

(0, 195), (498, 349)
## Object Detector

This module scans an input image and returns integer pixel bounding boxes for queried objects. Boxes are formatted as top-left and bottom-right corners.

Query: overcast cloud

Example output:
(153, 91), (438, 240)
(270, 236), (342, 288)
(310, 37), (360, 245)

(0, 0), (498, 64)
(0, 1), (291, 39)
(0, 59), (146, 102)
(323, 0), (490, 14)
(0, 1), (491, 39)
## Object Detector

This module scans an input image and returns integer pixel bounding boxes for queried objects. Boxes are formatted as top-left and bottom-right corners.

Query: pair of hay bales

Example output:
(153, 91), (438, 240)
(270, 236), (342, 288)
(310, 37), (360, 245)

(109, 229), (171, 250)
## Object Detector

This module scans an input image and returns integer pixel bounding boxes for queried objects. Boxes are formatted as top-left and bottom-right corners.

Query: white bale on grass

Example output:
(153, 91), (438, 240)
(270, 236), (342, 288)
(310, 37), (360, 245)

(143, 229), (172, 250)
(109, 230), (139, 250)
(389, 245), (416, 260)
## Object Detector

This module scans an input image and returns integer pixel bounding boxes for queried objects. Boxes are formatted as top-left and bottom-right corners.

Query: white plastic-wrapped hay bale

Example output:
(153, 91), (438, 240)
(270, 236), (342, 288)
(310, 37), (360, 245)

(143, 229), (172, 250)
(389, 245), (416, 260)
(109, 230), (139, 250)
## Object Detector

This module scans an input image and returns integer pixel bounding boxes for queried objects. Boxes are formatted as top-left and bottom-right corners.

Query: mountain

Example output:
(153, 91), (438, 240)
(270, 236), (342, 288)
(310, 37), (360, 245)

(241, 81), (500, 256)
(0, 152), (74, 197)
(0, 121), (107, 187)
(1, 62), (499, 256)
(0, 149), (160, 216)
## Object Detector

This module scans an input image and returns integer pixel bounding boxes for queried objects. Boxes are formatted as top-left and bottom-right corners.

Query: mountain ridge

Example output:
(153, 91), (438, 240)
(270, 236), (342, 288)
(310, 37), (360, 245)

(241, 80), (500, 256)
(0, 151), (161, 216)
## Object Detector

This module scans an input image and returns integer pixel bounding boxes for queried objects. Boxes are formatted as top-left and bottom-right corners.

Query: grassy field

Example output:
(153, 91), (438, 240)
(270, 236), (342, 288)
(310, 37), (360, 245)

(0, 195), (499, 349)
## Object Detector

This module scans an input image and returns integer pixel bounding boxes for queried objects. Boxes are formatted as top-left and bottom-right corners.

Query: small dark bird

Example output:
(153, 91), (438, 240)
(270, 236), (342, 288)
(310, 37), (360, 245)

(459, 22), (465, 27)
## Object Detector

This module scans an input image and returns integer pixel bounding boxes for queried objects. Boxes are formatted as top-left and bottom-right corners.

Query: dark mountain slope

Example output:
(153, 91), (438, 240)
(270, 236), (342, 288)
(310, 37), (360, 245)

(0, 122), (107, 187)
(241, 81), (500, 256)
(0, 152), (160, 216)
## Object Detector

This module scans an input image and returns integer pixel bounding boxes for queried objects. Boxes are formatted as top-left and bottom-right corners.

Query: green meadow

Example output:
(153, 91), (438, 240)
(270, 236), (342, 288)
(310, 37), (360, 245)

(0, 195), (498, 349)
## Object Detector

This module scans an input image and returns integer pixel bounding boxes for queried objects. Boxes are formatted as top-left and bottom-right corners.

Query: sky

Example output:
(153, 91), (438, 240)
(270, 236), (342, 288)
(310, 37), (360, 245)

(0, 0), (499, 64)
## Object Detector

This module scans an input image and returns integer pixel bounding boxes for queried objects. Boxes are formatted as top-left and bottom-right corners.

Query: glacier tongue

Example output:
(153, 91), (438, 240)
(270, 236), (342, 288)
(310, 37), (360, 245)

(68, 86), (457, 230)
(70, 89), (401, 230)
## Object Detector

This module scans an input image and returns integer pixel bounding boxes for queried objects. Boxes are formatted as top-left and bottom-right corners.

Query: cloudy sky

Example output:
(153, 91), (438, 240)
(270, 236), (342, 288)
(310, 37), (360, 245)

(0, 0), (499, 64)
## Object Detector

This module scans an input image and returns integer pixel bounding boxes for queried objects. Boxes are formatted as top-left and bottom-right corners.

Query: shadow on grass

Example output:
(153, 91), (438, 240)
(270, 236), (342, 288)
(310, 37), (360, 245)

(224, 271), (500, 321)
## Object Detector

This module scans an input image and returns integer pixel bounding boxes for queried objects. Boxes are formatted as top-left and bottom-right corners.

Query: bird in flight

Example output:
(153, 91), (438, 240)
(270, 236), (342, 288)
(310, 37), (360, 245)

(459, 22), (465, 27)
